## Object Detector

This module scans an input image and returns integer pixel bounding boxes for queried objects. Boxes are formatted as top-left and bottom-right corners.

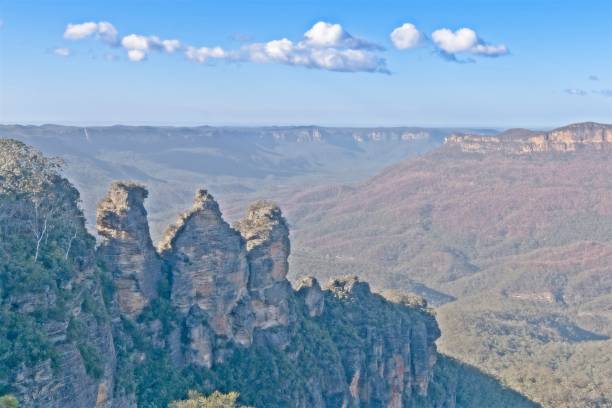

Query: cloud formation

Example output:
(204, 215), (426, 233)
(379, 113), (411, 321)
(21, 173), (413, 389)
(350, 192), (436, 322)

(390, 23), (422, 50)
(303, 21), (382, 50)
(121, 34), (182, 61)
(390, 23), (508, 63)
(63, 20), (386, 73)
(431, 28), (508, 60)
(185, 46), (234, 63)
(564, 88), (587, 96)
(64, 21), (118, 45)
(61, 20), (509, 71)
(240, 22), (388, 73)
(53, 47), (71, 57)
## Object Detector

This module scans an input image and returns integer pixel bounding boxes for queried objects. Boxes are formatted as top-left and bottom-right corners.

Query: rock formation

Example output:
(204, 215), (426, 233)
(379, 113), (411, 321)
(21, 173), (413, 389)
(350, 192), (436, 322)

(96, 181), (162, 318)
(235, 201), (293, 331)
(296, 276), (325, 317)
(445, 122), (612, 154)
(1, 141), (537, 408)
(0, 140), (126, 408)
(158, 189), (252, 366)
(159, 189), (249, 336)
(321, 276), (439, 407)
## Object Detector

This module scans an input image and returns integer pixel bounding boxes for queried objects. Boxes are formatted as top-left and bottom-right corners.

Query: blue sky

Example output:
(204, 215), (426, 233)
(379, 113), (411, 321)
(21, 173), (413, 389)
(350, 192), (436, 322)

(0, 0), (611, 127)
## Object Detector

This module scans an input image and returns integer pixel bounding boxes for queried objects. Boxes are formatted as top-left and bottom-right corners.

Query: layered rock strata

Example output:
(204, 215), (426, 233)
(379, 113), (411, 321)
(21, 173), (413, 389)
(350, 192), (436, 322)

(96, 182), (162, 318)
(3, 158), (534, 407)
(445, 122), (612, 154)
(235, 201), (293, 331)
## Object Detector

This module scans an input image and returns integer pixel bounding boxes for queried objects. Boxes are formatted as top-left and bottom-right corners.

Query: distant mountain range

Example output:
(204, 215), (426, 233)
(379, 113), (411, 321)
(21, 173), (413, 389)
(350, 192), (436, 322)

(285, 122), (612, 407)
(446, 122), (612, 154)
(0, 124), (495, 239)
(0, 138), (535, 408)
(3, 122), (610, 407)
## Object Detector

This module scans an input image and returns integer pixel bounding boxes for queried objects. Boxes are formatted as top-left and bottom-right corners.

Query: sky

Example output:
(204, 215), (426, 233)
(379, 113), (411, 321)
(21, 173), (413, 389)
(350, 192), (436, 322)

(0, 0), (611, 128)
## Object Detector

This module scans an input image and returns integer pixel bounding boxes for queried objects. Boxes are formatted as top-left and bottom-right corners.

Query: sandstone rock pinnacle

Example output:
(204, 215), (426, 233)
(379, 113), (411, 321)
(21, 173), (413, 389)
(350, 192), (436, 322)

(96, 181), (162, 318)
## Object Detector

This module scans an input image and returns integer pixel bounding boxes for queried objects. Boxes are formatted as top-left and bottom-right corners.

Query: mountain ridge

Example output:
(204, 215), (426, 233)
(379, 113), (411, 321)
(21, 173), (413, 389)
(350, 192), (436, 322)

(445, 122), (612, 154)
(0, 139), (535, 407)
(286, 121), (612, 407)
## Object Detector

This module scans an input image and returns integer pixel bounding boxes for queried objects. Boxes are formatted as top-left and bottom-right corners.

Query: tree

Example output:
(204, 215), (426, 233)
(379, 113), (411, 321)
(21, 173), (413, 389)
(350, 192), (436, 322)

(169, 390), (245, 408)
(0, 139), (82, 262)
(0, 395), (18, 408)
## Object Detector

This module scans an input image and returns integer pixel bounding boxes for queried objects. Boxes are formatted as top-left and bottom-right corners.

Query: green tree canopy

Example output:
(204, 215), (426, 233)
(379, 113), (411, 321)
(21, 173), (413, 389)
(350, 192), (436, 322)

(169, 390), (244, 408)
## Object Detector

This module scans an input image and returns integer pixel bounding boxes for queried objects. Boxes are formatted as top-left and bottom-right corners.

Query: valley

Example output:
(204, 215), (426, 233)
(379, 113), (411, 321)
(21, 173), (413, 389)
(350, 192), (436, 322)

(1, 122), (611, 407)
(286, 122), (612, 407)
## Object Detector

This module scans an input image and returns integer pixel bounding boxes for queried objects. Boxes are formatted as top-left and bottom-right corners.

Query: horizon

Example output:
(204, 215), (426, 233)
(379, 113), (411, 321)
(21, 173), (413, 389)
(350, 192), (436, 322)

(1, 120), (609, 132)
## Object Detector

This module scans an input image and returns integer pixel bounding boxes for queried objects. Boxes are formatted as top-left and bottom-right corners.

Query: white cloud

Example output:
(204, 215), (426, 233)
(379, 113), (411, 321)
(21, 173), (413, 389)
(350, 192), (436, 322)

(64, 21), (118, 44)
(97, 21), (118, 44)
(121, 34), (149, 51)
(431, 27), (508, 59)
(158, 39), (181, 53)
(121, 34), (182, 61)
(60, 20), (387, 72)
(390, 23), (421, 50)
(304, 21), (382, 50)
(53, 47), (71, 57)
(304, 22), (344, 47)
(432, 28), (477, 53)
(564, 88), (587, 96)
(64, 22), (98, 39)
(185, 46), (232, 63)
(242, 21), (388, 73)
(126, 49), (146, 62)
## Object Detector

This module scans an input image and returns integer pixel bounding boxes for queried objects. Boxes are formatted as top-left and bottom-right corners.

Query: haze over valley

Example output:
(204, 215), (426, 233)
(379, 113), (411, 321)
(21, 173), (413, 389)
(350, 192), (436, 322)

(1, 1), (611, 407)
(1, 124), (493, 238)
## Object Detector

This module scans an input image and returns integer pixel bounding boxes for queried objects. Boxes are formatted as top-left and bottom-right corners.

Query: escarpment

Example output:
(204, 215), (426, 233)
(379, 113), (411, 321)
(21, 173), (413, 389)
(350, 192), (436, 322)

(445, 122), (612, 154)
(95, 182), (446, 406)
(1, 139), (537, 408)
(0, 140), (126, 408)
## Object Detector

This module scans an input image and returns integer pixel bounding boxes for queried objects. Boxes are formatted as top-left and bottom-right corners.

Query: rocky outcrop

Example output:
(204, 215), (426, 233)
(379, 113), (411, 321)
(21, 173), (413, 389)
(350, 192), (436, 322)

(159, 190), (250, 339)
(158, 189), (252, 367)
(2, 142), (536, 408)
(235, 201), (293, 331)
(321, 276), (439, 407)
(96, 182), (162, 318)
(0, 140), (128, 408)
(153, 191), (444, 406)
(296, 276), (325, 317)
(445, 122), (612, 154)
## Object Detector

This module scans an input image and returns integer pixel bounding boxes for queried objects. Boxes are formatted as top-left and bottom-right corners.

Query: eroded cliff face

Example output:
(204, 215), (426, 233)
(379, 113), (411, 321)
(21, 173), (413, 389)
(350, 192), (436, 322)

(445, 122), (612, 154)
(96, 182), (162, 318)
(0, 140), (129, 408)
(158, 189), (252, 367)
(2, 139), (542, 408)
(235, 202), (293, 332)
(320, 276), (440, 408)
(93, 182), (443, 407)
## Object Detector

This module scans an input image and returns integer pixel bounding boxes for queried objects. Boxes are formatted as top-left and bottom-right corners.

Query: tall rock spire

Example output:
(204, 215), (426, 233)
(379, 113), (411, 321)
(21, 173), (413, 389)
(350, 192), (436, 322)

(96, 181), (162, 318)
(160, 189), (251, 344)
(235, 201), (292, 330)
